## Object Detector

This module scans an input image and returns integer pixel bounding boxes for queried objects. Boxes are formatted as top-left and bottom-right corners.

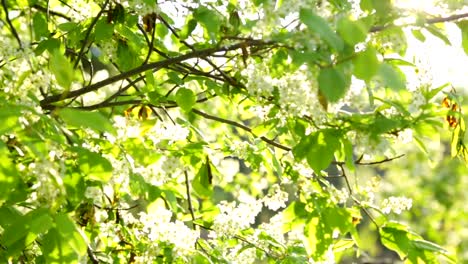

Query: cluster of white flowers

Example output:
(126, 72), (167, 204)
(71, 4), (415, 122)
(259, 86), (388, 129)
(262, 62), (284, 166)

(357, 177), (381, 205)
(134, 156), (182, 186)
(97, 221), (121, 247)
(250, 104), (274, 120)
(112, 115), (190, 145)
(243, 62), (326, 120)
(408, 90), (426, 113)
(258, 212), (286, 245)
(113, 115), (143, 139)
(397, 128), (413, 144)
(294, 162), (315, 178)
(105, 154), (132, 193)
(381, 196), (413, 214)
(229, 140), (257, 160)
(217, 158), (240, 183)
(63, 0), (96, 21)
(148, 122), (190, 144)
(138, 207), (199, 259)
(210, 200), (263, 238)
(224, 244), (258, 264)
(84, 186), (102, 202)
(327, 186), (349, 205)
(262, 184), (288, 211)
(374, 30), (407, 55)
(353, 133), (396, 161)
(1, 48), (48, 105)
(27, 158), (65, 206)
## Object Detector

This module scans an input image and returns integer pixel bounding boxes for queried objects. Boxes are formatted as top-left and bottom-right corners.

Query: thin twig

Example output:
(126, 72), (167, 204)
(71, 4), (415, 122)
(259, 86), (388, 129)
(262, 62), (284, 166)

(1, 0), (22, 48)
(184, 170), (196, 229)
(87, 245), (99, 264)
(337, 163), (380, 229)
(194, 223), (273, 258)
(40, 39), (275, 109)
(192, 108), (291, 151)
(337, 163), (353, 195)
(73, 0), (110, 69)
(31, 4), (71, 20)
(355, 154), (405, 165)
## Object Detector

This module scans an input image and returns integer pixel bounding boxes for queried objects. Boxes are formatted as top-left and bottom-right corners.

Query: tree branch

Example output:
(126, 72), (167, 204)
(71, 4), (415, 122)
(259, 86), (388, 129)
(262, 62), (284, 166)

(184, 170), (196, 230)
(73, 0), (110, 69)
(2, 0), (22, 48)
(40, 39), (275, 110)
(31, 4), (71, 21)
(370, 12), (468, 32)
(192, 108), (291, 151)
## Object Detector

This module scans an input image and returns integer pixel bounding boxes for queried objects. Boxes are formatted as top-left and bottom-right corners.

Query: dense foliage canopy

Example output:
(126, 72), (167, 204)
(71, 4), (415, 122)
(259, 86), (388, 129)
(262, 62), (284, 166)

(1, 0), (468, 263)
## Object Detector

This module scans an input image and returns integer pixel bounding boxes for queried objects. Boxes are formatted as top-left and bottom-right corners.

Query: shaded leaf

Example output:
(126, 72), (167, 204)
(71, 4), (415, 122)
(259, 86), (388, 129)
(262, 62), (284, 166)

(300, 8), (344, 52)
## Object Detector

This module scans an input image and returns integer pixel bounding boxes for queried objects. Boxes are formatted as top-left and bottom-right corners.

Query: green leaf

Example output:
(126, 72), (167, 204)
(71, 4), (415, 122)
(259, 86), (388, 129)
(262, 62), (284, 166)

(318, 67), (347, 103)
(94, 19), (114, 42)
(334, 239), (355, 252)
(57, 108), (116, 135)
(303, 216), (332, 259)
(49, 49), (75, 89)
(180, 18), (197, 40)
(412, 239), (448, 254)
(42, 214), (87, 264)
(193, 7), (221, 41)
(72, 147), (113, 182)
(457, 21), (468, 55)
(380, 222), (443, 263)
(411, 29), (426, 42)
(1, 208), (53, 249)
(0, 104), (22, 134)
(340, 137), (355, 172)
(380, 222), (413, 259)
(33, 13), (49, 40)
(378, 63), (406, 90)
(299, 8), (344, 52)
(58, 22), (78, 32)
(0, 145), (20, 205)
(35, 38), (61, 55)
(306, 130), (341, 173)
(425, 25), (451, 45)
(192, 160), (213, 197)
(175, 88), (197, 112)
(353, 47), (379, 81)
(116, 40), (139, 71)
(360, 0), (373, 11)
(337, 17), (368, 45)
(425, 83), (449, 101)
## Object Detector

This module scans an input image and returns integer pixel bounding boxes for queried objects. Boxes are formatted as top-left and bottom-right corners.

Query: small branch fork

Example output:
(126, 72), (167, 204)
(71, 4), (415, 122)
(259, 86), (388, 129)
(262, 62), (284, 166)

(336, 163), (380, 229)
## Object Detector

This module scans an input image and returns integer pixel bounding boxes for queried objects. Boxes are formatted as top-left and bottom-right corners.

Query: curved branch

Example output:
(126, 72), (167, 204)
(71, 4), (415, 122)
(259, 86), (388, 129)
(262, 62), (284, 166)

(40, 39), (275, 110)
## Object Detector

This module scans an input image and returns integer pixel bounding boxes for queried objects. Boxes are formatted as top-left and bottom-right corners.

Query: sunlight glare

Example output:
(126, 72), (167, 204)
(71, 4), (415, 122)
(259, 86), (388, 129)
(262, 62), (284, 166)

(393, 0), (442, 13)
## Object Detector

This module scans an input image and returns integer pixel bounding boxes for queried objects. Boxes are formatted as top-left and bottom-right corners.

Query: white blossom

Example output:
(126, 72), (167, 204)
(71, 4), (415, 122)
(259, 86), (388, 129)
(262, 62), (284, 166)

(263, 184), (289, 211)
(381, 196), (413, 214)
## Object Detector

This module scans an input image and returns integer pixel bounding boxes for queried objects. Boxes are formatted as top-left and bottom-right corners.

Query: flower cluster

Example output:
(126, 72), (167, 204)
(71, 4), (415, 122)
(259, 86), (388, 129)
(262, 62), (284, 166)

(262, 184), (289, 211)
(210, 200), (263, 238)
(381, 196), (413, 214)
(138, 208), (199, 259)
(243, 62), (326, 119)
(134, 155), (182, 186)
